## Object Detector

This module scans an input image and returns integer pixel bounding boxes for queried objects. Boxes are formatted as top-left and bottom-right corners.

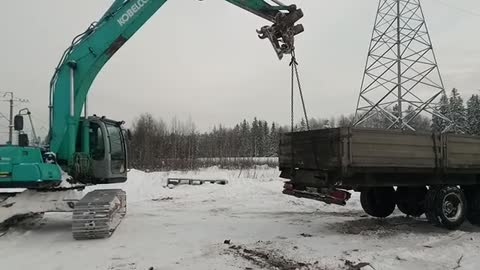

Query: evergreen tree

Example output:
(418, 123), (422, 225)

(467, 94), (480, 135)
(269, 122), (279, 156)
(239, 119), (251, 157)
(232, 124), (241, 156)
(251, 118), (259, 156)
(432, 94), (450, 132)
(449, 88), (467, 132)
(260, 121), (269, 156)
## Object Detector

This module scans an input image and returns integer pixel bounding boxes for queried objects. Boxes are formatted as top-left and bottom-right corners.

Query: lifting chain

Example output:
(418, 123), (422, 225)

(289, 50), (310, 132)
(288, 50), (310, 179)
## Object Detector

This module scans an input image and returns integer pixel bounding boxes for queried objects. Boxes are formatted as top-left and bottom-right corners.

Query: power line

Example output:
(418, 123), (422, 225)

(430, 0), (480, 17)
(31, 115), (48, 125)
(0, 112), (8, 122)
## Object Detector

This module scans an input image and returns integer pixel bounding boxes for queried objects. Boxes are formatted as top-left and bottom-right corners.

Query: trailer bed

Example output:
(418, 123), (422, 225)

(279, 127), (480, 188)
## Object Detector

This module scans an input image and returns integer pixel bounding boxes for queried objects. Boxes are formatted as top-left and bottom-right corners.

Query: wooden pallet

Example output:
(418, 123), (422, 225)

(167, 177), (228, 186)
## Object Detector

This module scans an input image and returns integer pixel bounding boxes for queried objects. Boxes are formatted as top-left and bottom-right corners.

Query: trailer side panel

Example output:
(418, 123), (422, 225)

(279, 128), (342, 170)
(445, 134), (480, 170)
(350, 129), (437, 168)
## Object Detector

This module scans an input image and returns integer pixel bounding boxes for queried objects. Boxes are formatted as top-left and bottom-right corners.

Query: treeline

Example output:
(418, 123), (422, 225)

(129, 115), (285, 170)
(128, 114), (353, 170)
(128, 88), (478, 170)
(432, 88), (480, 134)
(353, 88), (480, 133)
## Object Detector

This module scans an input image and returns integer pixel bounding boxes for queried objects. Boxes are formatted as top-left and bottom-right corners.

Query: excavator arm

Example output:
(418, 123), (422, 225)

(49, 0), (304, 168)
(226, 0), (289, 21)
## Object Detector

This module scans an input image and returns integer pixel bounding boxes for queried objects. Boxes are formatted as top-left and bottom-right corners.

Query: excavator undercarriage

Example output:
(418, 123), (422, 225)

(0, 188), (126, 240)
(72, 189), (126, 240)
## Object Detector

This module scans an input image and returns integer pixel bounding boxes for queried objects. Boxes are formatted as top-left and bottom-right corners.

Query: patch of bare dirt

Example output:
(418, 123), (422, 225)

(0, 212), (44, 233)
(330, 216), (434, 237)
(226, 244), (313, 270)
(225, 243), (375, 270)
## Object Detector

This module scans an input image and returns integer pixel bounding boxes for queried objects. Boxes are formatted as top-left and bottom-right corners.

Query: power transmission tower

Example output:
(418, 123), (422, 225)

(353, 0), (453, 131)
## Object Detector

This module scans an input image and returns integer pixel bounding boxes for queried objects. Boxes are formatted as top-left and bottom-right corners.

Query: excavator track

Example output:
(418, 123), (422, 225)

(72, 189), (126, 240)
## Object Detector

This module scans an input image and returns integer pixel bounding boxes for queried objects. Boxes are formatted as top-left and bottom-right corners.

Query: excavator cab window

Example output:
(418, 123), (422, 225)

(89, 122), (105, 160)
(106, 123), (126, 174)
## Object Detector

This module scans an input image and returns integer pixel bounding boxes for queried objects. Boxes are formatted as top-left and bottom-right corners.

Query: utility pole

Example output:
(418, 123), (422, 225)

(1, 92), (14, 144)
(1, 91), (28, 144)
(8, 93), (14, 144)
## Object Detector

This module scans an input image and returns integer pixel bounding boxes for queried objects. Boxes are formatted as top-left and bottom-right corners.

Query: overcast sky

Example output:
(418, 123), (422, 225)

(1, 0), (479, 142)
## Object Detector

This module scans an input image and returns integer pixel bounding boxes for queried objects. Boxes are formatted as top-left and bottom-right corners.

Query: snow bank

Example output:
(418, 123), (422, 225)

(88, 166), (284, 203)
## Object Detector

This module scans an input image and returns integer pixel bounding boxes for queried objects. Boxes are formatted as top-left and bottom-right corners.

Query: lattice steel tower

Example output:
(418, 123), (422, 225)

(353, 0), (453, 131)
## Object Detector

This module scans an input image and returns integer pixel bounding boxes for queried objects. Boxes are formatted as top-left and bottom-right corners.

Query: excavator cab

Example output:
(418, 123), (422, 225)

(75, 116), (128, 185)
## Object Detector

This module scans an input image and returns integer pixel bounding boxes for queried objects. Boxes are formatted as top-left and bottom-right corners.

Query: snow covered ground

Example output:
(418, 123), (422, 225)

(2, 167), (480, 270)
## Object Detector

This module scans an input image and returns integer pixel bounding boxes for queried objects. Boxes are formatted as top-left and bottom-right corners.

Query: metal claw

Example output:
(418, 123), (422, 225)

(257, 8), (304, 60)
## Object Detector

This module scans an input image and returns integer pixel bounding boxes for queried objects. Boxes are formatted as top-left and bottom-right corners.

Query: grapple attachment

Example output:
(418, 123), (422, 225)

(257, 6), (304, 59)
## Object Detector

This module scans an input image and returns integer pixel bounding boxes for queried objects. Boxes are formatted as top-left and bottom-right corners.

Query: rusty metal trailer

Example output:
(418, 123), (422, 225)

(279, 127), (480, 230)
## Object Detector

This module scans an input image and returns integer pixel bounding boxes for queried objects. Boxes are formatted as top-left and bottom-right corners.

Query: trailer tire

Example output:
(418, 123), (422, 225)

(465, 187), (480, 225)
(395, 187), (427, 217)
(360, 187), (396, 218)
(426, 186), (466, 230)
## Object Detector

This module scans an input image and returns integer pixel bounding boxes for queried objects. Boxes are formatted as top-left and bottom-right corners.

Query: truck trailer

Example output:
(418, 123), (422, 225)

(279, 127), (480, 230)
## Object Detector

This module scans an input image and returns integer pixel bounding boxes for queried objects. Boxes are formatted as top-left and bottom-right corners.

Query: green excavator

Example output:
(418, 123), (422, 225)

(0, 0), (303, 239)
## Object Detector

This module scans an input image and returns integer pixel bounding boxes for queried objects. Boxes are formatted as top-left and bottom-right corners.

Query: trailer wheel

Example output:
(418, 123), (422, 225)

(425, 186), (466, 230)
(464, 186), (480, 225)
(395, 187), (427, 217)
(360, 187), (396, 218)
